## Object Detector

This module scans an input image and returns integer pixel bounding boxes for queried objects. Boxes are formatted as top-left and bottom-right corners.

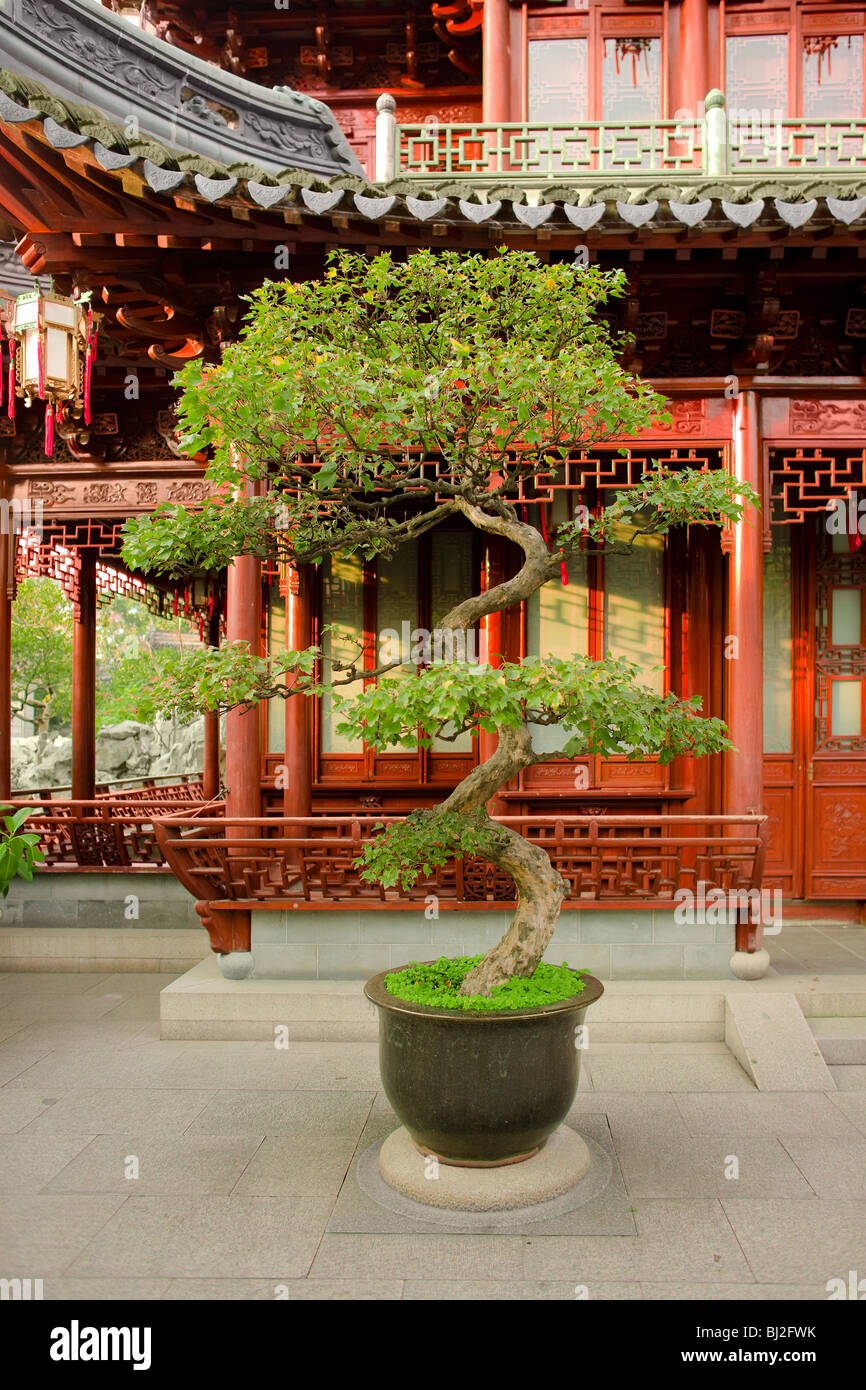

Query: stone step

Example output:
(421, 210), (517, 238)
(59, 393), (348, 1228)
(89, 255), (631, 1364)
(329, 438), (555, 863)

(160, 961), (866, 1089)
(0, 926), (206, 973)
(161, 959), (737, 1043)
(809, 1016), (866, 1065)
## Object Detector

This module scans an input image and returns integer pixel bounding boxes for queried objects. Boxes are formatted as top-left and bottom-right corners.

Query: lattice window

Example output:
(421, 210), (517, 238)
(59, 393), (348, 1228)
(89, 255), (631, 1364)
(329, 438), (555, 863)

(528, 39), (588, 123)
(602, 38), (661, 122)
(726, 33), (789, 115)
(804, 35), (865, 119)
(726, 32), (789, 166)
(815, 533), (866, 751)
(769, 449), (866, 527)
(13, 517), (221, 638)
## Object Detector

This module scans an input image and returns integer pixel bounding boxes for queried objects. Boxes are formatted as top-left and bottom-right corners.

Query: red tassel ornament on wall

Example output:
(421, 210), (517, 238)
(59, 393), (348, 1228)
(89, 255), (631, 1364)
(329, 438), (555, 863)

(44, 401), (54, 457)
(84, 340), (92, 425)
(7, 340), (15, 419)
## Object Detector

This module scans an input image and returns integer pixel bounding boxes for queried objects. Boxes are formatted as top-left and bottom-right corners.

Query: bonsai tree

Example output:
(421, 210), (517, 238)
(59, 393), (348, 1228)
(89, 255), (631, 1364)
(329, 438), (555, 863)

(122, 249), (756, 997)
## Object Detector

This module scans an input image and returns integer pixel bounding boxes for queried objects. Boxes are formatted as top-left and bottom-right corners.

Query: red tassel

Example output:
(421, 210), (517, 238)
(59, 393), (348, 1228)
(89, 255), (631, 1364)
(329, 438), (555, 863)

(84, 341), (92, 425)
(850, 491), (862, 551)
(44, 401), (54, 457)
(7, 340), (15, 419)
(37, 336), (44, 399)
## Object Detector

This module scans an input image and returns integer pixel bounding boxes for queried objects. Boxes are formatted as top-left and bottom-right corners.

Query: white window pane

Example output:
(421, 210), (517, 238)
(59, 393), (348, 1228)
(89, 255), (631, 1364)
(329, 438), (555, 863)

(526, 518), (589, 756)
(763, 527), (793, 753)
(321, 553), (364, 754)
(804, 35), (863, 120)
(602, 37), (662, 121)
(528, 39), (588, 122)
(431, 531), (474, 752)
(831, 680), (862, 736)
(604, 526), (665, 695)
(831, 588), (861, 646)
(267, 588), (285, 754)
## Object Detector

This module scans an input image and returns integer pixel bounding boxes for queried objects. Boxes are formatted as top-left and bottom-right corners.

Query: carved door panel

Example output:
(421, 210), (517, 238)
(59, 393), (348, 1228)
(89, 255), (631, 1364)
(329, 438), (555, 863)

(805, 526), (866, 899)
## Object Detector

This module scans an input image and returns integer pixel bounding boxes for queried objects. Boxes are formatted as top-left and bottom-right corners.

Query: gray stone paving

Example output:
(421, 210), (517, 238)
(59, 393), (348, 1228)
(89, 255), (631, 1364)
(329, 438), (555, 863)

(0, 971), (864, 1300)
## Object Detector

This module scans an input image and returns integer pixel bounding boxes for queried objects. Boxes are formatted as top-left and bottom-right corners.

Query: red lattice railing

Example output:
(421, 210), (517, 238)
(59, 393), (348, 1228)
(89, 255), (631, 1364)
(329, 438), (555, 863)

(4, 785), (218, 869)
(11, 774), (204, 801)
(154, 813), (768, 911)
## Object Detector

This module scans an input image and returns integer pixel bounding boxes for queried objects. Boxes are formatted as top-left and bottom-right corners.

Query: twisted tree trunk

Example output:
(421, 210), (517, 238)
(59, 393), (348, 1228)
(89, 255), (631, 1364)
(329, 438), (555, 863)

(459, 826), (568, 996)
(436, 722), (569, 996)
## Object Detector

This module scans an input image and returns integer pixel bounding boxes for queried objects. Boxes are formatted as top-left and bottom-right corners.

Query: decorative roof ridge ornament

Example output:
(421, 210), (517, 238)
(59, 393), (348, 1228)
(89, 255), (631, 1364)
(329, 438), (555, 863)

(0, 0), (362, 178)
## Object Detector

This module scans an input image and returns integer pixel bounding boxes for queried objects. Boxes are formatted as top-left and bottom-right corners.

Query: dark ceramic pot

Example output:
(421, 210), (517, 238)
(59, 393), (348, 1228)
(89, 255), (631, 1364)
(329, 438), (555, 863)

(364, 967), (604, 1166)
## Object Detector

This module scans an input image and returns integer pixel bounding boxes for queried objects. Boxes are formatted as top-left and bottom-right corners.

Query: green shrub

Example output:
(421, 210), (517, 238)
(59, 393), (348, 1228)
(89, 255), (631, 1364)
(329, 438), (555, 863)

(384, 955), (586, 1013)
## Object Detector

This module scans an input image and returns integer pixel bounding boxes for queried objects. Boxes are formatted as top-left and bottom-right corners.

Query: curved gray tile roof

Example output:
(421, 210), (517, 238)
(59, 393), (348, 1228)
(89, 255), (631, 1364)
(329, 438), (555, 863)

(2, 59), (866, 240)
(0, 0), (362, 178)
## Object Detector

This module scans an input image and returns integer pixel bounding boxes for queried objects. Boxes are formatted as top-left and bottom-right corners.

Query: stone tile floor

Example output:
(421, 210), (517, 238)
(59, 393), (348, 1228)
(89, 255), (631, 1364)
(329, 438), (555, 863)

(765, 919), (866, 974)
(0, 969), (865, 1301)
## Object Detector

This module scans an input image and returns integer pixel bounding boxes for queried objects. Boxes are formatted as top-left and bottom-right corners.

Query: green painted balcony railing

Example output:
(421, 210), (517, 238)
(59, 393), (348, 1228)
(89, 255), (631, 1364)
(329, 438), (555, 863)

(391, 101), (866, 181)
(729, 118), (866, 171)
(396, 119), (705, 179)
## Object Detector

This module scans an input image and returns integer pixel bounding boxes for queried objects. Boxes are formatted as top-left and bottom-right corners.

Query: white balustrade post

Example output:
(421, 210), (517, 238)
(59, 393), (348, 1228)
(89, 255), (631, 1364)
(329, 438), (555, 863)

(704, 88), (728, 176)
(375, 93), (397, 183)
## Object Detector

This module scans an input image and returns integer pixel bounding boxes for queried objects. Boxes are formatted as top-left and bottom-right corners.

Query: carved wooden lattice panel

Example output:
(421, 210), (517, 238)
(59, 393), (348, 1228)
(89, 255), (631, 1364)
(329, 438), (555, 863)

(153, 815), (768, 908)
(14, 520), (220, 633)
(770, 449), (866, 526)
(814, 531), (866, 752)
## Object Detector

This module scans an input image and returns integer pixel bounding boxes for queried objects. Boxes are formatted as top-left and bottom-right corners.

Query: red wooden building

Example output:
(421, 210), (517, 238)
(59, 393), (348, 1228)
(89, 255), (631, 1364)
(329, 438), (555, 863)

(2, 0), (866, 981)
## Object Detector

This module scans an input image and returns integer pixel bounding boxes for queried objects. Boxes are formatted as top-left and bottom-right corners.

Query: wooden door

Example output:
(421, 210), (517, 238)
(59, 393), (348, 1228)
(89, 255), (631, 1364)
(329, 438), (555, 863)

(805, 521), (866, 900)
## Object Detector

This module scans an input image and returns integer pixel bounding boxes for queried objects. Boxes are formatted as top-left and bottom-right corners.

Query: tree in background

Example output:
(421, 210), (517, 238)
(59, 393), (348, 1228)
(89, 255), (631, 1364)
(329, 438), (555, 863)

(10, 580), (194, 733)
(11, 578), (73, 732)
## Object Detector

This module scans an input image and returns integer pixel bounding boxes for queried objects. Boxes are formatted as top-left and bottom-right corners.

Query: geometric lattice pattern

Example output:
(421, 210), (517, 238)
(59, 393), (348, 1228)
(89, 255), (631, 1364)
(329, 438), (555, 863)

(155, 812), (769, 911)
(770, 449), (866, 525)
(14, 516), (222, 636)
(6, 784), (210, 868)
(509, 448), (726, 504)
(814, 533), (866, 751)
(397, 116), (703, 178)
(399, 447), (726, 506)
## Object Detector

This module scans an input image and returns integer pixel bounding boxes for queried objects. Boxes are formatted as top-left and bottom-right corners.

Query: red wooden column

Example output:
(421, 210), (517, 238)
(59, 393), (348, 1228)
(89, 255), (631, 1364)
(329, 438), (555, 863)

(71, 549), (97, 801)
(224, 554), (262, 822)
(202, 598), (221, 801)
(208, 552), (262, 960)
(0, 527), (12, 800)
(725, 389), (764, 957)
(671, 0), (709, 118)
(283, 563), (313, 822)
(482, 0), (511, 123)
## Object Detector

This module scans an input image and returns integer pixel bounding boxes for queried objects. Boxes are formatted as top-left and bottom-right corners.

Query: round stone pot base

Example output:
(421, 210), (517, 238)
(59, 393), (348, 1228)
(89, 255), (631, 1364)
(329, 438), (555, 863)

(379, 1124), (591, 1212)
(410, 1138), (543, 1168)
(356, 1125), (613, 1232)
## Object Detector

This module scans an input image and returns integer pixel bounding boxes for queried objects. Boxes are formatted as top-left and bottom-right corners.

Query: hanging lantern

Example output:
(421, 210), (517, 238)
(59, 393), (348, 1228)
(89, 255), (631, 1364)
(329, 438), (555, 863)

(6, 289), (99, 457)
